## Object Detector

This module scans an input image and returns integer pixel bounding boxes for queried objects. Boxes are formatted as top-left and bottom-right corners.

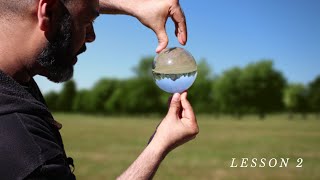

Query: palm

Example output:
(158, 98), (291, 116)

(134, 0), (187, 52)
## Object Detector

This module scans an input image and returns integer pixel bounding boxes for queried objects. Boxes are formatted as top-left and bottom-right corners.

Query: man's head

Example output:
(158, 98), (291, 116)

(0, 0), (99, 83)
(36, 1), (74, 83)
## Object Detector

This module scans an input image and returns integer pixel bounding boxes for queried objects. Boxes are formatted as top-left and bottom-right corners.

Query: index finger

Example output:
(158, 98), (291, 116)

(180, 92), (195, 120)
(171, 5), (187, 45)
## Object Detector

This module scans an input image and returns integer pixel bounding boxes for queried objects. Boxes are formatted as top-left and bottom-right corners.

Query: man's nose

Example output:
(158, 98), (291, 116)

(86, 24), (96, 43)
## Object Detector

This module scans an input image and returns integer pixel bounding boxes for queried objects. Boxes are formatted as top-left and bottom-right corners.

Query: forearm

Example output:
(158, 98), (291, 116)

(99, 0), (136, 15)
(117, 141), (168, 180)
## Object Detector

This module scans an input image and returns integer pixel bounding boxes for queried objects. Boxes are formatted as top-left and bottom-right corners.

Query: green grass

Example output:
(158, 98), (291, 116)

(56, 114), (320, 180)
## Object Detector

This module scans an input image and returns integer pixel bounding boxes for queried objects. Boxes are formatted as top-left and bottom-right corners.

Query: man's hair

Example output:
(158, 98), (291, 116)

(0, 0), (35, 20)
(0, 0), (69, 20)
(0, 0), (30, 14)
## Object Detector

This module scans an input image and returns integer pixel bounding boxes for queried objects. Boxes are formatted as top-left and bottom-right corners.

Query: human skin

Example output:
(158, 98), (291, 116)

(99, 0), (187, 53)
(0, 0), (99, 83)
(98, 2), (196, 179)
(0, 0), (198, 179)
(116, 92), (198, 180)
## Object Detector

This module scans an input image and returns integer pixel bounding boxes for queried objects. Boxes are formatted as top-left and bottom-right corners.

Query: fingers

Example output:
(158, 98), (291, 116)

(181, 92), (198, 135)
(167, 95), (173, 107)
(180, 92), (195, 120)
(156, 4), (187, 53)
(155, 29), (169, 53)
(171, 5), (187, 45)
(167, 93), (181, 116)
(168, 94), (182, 118)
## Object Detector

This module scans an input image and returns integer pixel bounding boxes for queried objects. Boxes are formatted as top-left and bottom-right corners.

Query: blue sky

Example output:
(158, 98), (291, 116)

(35, 0), (320, 93)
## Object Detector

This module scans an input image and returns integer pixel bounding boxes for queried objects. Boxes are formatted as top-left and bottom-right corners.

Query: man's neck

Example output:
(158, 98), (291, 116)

(0, 25), (41, 84)
(0, 57), (32, 84)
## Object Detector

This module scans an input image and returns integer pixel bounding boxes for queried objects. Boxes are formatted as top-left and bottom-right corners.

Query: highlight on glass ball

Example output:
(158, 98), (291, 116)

(152, 47), (197, 93)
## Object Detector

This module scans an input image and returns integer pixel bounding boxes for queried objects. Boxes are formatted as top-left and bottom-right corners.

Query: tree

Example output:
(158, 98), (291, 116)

(188, 59), (215, 113)
(72, 89), (93, 113)
(309, 75), (320, 117)
(283, 84), (309, 119)
(132, 56), (154, 79)
(241, 60), (286, 119)
(104, 78), (165, 114)
(57, 80), (77, 112)
(103, 83), (124, 114)
(130, 56), (166, 114)
(90, 78), (119, 114)
(44, 91), (59, 111)
(213, 67), (245, 118)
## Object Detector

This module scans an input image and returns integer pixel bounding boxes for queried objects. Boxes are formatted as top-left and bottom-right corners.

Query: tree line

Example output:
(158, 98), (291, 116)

(44, 57), (320, 119)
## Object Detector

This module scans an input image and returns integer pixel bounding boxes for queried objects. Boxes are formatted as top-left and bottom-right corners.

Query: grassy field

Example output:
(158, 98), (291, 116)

(56, 114), (320, 180)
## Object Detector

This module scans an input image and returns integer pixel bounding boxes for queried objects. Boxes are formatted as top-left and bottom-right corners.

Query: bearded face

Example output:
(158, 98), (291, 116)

(37, 10), (88, 83)
(36, 11), (74, 83)
(36, 0), (96, 83)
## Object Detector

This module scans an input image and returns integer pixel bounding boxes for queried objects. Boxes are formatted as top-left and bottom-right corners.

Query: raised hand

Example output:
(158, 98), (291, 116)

(99, 0), (187, 53)
(133, 0), (187, 53)
(150, 92), (199, 152)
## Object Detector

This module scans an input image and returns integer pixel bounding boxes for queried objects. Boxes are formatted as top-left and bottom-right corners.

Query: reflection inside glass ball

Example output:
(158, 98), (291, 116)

(152, 47), (197, 93)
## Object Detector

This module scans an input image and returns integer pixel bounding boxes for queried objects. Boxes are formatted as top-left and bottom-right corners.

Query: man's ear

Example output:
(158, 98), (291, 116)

(38, 0), (60, 31)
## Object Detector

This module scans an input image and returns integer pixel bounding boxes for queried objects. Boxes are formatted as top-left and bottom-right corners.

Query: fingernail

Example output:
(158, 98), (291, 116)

(181, 91), (187, 99)
(156, 46), (162, 53)
(172, 93), (180, 101)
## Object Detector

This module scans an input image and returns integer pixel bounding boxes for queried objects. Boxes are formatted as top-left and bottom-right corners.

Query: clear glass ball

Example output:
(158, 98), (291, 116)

(152, 47), (197, 93)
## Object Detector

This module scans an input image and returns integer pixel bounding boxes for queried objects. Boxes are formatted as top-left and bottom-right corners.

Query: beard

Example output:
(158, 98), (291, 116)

(36, 12), (74, 83)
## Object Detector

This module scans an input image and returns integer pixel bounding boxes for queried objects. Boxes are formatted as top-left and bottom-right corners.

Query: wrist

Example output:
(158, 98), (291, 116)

(99, 0), (135, 16)
(147, 139), (170, 159)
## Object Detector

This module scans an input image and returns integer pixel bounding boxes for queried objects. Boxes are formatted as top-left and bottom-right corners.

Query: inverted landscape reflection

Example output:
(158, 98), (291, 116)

(153, 71), (197, 93)
(152, 47), (198, 93)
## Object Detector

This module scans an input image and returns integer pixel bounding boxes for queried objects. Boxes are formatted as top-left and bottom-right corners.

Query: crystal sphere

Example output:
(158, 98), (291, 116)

(152, 47), (197, 93)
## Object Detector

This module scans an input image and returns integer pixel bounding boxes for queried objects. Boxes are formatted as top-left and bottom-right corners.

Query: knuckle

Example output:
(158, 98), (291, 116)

(189, 126), (199, 136)
(170, 103), (180, 109)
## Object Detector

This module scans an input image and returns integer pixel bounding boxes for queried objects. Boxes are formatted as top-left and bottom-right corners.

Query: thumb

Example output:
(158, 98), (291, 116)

(167, 93), (181, 116)
(155, 29), (169, 53)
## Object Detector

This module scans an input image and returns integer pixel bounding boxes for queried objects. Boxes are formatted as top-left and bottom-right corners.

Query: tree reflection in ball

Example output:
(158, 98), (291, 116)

(152, 47), (197, 93)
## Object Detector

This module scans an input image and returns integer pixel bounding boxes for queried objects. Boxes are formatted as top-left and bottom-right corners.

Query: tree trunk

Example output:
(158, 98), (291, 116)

(235, 112), (242, 120)
(259, 112), (265, 120)
(214, 113), (220, 119)
(301, 112), (307, 120)
(288, 112), (293, 120)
